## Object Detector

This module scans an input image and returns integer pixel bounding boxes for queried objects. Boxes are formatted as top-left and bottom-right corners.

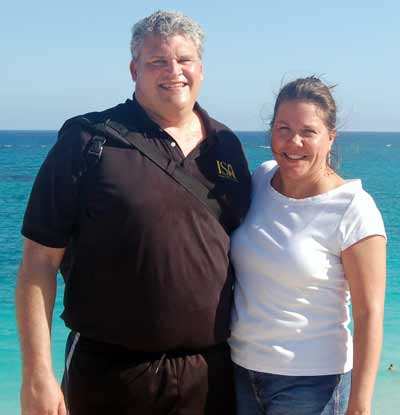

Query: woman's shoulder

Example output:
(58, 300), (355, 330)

(259, 160), (278, 172)
(338, 180), (377, 206)
(338, 180), (386, 249)
(346, 183), (385, 222)
(252, 160), (277, 184)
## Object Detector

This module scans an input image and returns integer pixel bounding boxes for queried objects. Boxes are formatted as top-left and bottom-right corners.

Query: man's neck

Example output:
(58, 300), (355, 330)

(134, 94), (193, 128)
(146, 106), (195, 130)
(136, 97), (206, 157)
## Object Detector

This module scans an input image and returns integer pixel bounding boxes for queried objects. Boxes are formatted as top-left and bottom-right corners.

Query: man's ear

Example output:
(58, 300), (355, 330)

(130, 60), (138, 82)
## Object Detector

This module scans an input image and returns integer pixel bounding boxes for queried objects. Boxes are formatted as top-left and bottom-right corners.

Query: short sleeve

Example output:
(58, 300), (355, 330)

(21, 123), (86, 248)
(339, 190), (386, 251)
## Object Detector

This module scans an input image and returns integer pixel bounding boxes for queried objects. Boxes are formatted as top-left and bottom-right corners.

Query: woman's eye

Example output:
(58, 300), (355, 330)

(304, 129), (316, 135)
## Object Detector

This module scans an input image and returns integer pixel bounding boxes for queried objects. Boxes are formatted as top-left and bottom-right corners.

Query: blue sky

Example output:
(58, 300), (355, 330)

(1, 0), (399, 131)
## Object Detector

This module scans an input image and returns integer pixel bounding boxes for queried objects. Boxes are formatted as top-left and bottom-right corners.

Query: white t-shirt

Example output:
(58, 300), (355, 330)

(229, 160), (386, 376)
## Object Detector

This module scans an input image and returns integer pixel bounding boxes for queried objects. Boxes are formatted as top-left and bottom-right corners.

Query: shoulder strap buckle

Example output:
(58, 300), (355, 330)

(86, 135), (106, 167)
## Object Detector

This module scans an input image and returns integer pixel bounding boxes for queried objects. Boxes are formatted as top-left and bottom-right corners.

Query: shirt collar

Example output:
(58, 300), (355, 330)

(122, 94), (217, 139)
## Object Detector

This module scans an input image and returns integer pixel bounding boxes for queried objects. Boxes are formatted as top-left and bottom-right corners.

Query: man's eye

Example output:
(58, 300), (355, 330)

(179, 59), (193, 64)
(151, 60), (166, 66)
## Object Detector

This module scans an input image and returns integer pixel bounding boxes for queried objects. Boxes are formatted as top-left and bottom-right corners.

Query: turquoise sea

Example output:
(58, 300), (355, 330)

(0, 130), (399, 414)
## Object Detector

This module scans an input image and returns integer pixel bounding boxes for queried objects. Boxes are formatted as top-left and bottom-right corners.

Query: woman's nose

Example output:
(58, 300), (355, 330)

(289, 133), (303, 145)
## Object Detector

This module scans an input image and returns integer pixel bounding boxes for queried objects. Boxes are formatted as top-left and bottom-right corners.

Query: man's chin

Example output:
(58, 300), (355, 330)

(160, 97), (195, 112)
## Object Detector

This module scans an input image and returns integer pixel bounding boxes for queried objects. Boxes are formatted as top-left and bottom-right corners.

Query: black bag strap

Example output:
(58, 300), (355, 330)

(76, 117), (224, 223)
(105, 119), (224, 222)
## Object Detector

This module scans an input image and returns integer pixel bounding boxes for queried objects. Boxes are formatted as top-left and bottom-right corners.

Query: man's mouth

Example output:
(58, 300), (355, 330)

(159, 82), (187, 89)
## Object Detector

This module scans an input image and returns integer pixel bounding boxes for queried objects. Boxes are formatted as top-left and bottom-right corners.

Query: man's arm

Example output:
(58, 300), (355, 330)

(16, 238), (67, 415)
(342, 235), (386, 415)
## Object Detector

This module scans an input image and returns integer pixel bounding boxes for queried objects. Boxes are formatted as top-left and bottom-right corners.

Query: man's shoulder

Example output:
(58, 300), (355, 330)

(207, 116), (242, 151)
(206, 114), (235, 136)
(59, 100), (139, 135)
(195, 102), (239, 143)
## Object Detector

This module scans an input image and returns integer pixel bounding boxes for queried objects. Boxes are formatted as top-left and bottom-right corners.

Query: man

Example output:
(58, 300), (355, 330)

(16, 10), (251, 415)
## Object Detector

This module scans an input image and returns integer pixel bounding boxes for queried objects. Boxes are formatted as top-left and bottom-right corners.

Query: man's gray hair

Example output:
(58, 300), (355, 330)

(130, 10), (205, 61)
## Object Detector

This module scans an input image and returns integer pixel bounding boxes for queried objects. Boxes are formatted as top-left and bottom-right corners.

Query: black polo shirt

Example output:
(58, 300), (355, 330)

(22, 97), (251, 352)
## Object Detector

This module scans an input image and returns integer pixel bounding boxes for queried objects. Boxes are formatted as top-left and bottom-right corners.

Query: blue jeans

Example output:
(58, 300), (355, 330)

(234, 363), (351, 415)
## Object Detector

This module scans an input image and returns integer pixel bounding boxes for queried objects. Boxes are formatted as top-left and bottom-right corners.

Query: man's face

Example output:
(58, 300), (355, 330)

(130, 34), (204, 119)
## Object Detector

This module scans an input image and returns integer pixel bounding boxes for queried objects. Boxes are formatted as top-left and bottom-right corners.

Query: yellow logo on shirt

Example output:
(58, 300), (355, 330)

(216, 160), (238, 182)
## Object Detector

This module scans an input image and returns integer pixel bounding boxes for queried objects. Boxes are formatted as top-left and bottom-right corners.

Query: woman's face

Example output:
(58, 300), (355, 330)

(271, 100), (335, 184)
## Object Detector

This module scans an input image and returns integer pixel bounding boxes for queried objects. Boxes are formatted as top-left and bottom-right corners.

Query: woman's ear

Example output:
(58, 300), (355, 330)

(329, 128), (337, 142)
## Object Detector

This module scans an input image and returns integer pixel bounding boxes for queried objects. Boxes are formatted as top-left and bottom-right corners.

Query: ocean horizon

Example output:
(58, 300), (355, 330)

(0, 130), (399, 414)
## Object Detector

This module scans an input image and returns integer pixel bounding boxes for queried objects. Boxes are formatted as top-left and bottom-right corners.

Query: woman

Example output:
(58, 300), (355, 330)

(229, 77), (386, 415)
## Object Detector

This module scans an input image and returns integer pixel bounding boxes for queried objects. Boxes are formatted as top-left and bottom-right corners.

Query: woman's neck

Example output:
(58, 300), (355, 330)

(271, 168), (345, 199)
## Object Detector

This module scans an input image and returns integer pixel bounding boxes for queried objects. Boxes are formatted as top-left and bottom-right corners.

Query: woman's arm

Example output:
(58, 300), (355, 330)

(342, 235), (386, 415)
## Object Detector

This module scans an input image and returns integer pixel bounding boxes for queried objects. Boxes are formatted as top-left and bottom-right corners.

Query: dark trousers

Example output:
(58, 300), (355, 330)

(62, 333), (235, 415)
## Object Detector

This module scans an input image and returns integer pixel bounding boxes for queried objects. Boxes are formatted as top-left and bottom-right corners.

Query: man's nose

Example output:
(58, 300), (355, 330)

(166, 59), (182, 74)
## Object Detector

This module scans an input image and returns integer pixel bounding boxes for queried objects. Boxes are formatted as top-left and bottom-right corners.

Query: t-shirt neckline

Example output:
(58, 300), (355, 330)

(266, 165), (361, 204)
